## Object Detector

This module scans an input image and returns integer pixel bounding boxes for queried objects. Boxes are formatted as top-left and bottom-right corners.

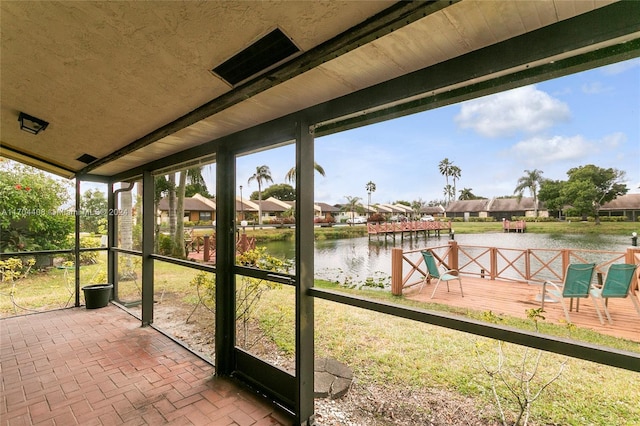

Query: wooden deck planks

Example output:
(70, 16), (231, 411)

(405, 276), (640, 343)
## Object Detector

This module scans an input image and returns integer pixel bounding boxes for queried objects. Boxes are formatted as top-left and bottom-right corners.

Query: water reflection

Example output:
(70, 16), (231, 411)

(263, 233), (632, 284)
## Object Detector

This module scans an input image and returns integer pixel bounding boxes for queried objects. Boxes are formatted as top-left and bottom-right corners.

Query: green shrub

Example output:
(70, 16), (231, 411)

(62, 235), (101, 265)
(157, 233), (178, 255)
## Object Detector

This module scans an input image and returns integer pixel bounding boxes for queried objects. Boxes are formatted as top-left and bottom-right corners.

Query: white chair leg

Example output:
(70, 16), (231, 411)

(559, 300), (572, 324)
(430, 278), (443, 299)
(597, 297), (613, 324)
(418, 276), (427, 293)
(591, 298), (606, 325)
(458, 277), (464, 297)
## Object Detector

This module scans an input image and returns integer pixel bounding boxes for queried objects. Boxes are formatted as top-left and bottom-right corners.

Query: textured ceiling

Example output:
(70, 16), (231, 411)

(1, 0), (637, 179)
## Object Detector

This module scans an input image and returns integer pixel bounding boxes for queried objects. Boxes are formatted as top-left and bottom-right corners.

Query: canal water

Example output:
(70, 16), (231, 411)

(263, 232), (634, 285)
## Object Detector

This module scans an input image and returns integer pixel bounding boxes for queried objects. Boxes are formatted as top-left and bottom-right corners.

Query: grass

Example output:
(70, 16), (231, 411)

(257, 282), (640, 425)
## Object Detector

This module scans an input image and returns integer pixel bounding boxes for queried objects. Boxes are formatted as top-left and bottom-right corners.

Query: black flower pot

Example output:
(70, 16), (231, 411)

(82, 284), (113, 309)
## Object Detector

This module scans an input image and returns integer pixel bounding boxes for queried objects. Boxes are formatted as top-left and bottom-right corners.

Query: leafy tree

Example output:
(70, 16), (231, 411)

(248, 165), (273, 225)
(427, 199), (446, 207)
(0, 161), (74, 251)
(80, 189), (107, 234)
(561, 165), (627, 224)
(252, 183), (294, 201)
(538, 179), (565, 216)
(411, 198), (427, 217)
(514, 169), (544, 217)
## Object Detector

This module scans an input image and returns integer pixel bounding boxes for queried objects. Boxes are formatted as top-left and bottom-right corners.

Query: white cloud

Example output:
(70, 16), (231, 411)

(455, 86), (570, 138)
(581, 81), (613, 95)
(602, 132), (626, 149)
(510, 135), (593, 165)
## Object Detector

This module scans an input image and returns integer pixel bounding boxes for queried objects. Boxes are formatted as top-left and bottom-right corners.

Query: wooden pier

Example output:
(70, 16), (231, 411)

(367, 220), (452, 242)
(392, 243), (640, 342)
(503, 219), (526, 233)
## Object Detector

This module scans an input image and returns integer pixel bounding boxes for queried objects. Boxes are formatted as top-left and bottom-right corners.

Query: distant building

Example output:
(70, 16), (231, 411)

(445, 194), (640, 221)
(599, 193), (640, 221)
(445, 199), (492, 220)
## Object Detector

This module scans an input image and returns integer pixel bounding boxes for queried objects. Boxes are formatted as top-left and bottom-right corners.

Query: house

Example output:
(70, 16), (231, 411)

(445, 199), (492, 220)
(599, 193), (640, 221)
(315, 202), (341, 220)
(489, 198), (547, 220)
(420, 205), (446, 218)
(157, 193), (216, 224)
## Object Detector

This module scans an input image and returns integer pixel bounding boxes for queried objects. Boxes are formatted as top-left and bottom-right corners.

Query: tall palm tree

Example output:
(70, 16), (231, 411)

(438, 158), (454, 205)
(450, 165), (461, 203)
(514, 169), (544, 217)
(248, 165), (273, 225)
(342, 195), (362, 225)
(284, 162), (326, 183)
(168, 173), (177, 240)
(365, 181), (376, 218)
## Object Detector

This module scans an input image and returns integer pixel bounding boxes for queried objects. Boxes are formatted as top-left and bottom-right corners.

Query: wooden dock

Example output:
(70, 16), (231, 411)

(367, 220), (452, 242)
(405, 275), (640, 343)
(503, 219), (526, 233)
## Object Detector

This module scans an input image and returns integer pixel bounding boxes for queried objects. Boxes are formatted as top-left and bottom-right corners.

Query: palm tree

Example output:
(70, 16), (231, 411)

(450, 165), (461, 202)
(284, 162), (326, 183)
(248, 165), (273, 225)
(443, 184), (455, 204)
(365, 181), (376, 219)
(438, 158), (455, 205)
(342, 195), (362, 225)
(168, 173), (177, 240)
(458, 187), (476, 200)
(514, 169), (544, 217)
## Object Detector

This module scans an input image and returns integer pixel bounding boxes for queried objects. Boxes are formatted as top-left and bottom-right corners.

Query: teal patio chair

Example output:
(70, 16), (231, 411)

(541, 263), (598, 324)
(420, 251), (463, 299)
(590, 263), (640, 324)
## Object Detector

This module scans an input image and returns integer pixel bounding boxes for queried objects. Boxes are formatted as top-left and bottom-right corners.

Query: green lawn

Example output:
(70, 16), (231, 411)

(258, 282), (640, 425)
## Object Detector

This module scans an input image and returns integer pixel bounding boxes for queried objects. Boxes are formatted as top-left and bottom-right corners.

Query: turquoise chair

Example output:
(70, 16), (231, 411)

(590, 264), (640, 324)
(420, 251), (463, 299)
(541, 263), (597, 324)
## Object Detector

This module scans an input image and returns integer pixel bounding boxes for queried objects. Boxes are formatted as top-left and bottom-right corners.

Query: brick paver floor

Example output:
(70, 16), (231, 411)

(0, 305), (294, 425)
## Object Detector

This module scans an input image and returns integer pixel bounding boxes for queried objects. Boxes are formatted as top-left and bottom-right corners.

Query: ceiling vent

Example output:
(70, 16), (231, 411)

(212, 28), (300, 86)
(76, 153), (97, 164)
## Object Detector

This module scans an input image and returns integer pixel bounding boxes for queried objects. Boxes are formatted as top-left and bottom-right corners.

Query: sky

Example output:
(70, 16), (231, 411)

(234, 58), (640, 207)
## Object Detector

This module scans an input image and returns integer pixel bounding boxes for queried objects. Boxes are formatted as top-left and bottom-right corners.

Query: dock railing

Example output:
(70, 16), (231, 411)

(392, 241), (640, 296)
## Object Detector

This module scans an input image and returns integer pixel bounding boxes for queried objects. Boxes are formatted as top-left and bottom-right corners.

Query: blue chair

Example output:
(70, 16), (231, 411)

(420, 251), (463, 299)
(541, 263), (597, 324)
(590, 263), (640, 324)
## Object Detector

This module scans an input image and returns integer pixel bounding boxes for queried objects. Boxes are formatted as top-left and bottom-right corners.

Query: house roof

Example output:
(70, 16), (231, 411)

(3, 1), (637, 179)
(446, 199), (491, 213)
(420, 205), (445, 215)
(158, 198), (214, 212)
(601, 193), (640, 210)
(490, 197), (540, 212)
(316, 203), (340, 213)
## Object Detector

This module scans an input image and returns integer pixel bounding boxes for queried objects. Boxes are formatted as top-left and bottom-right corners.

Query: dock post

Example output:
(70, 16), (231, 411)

(203, 235), (210, 262)
(391, 248), (403, 296)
